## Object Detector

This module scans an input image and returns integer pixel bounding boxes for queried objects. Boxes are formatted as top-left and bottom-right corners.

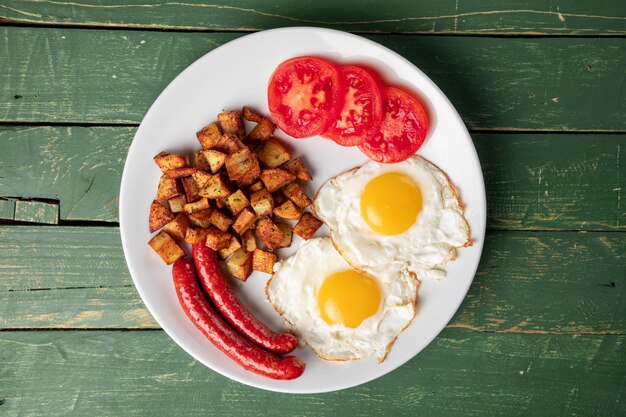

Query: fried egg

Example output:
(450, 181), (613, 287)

(313, 155), (471, 280)
(266, 237), (418, 362)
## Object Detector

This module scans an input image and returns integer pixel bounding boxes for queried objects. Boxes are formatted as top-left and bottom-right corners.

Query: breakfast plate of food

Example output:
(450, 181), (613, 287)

(119, 27), (486, 393)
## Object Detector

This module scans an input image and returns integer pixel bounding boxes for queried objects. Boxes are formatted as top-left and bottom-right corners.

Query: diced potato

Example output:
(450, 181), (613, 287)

(252, 249), (277, 274)
(282, 182), (312, 208)
(165, 167), (197, 179)
(242, 106), (262, 123)
(149, 200), (175, 232)
(273, 200), (302, 220)
(247, 181), (264, 193)
(184, 227), (210, 244)
(293, 212), (323, 240)
(246, 117), (276, 142)
(205, 227), (232, 250)
(199, 174), (231, 199)
(218, 110), (245, 140)
(260, 168), (296, 193)
(208, 209), (233, 232)
(162, 212), (190, 240)
(241, 230), (257, 253)
(218, 236), (242, 260)
(215, 133), (244, 155)
(188, 208), (213, 228)
(232, 207), (256, 235)
(250, 188), (274, 217)
(154, 152), (190, 172)
(275, 222), (293, 249)
(156, 175), (182, 202)
(148, 231), (185, 265)
(168, 195), (187, 213)
(227, 249), (253, 281)
(215, 198), (227, 209)
(203, 150), (227, 173)
(255, 217), (284, 250)
(196, 122), (222, 149)
(192, 170), (213, 189)
(225, 147), (261, 185)
(257, 139), (291, 168)
(226, 189), (250, 216)
(272, 191), (286, 206)
(181, 176), (201, 202)
(283, 158), (312, 182)
(183, 197), (210, 214)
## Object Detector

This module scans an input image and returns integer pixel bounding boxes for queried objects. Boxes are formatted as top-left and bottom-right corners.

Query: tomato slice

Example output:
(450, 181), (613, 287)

(358, 86), (429, 163)
(322, 65), (383, 146)
(268, 56), (343, 138)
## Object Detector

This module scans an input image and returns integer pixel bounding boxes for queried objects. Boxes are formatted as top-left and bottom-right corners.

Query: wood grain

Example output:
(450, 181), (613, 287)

(1, 226), (624, 334)
(0, 329), (624, 416)
(1, 28), (625, 131)
(1, 0), (625, 35)
(2, 126), (624, 229)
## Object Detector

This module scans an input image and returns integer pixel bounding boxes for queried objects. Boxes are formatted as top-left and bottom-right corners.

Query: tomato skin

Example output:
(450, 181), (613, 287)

(268, 56), (343, 138)
(322, 65), (383, 146)
(358, 86), (429, 163)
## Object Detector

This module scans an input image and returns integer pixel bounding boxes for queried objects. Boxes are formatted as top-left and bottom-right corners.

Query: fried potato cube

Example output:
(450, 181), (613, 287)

(218, 110), (245, 140)
(218, 236), (242, 260)
(165, 167), (197, 179)
(148, 231), (185, 265)
(199, 174), (231, 199)
(208, 209), (233, 232)
(283, 158), (312, 182)
(215, 197), (227, 209)
(192, 170), (213, 189)
(183, 197), (210, 214)
(247, 181), (264, 193)
(275, 222), (293, 249)
(227, 249), (253, 281)
(272, 191), (286, 206)
(282, 182), (312, 208)
(260, 168), (296, 193)
(273, 200), (302, 220)
(226, 189), (250, 216)
(202, 150), (227, 173)
(162, 213), (190, 240)
(168, 195), (187, 213)
(232, 207), (256, 235)
(196, 122), (222, 149)
(293, 212), (323, 240)
(154, 152), (190, 172)
(250, 188), (274, 217)
(241, 229), (257, 253)
(156, 175), (182, 202)
(246, 117), (276, 142)
(149, 200), (175, 232)
(252, 249), (277, 274)
(205, 227), (232, 250)
(188, 208), (213, 228)
(181, 176), (201, 202)
(215, 133), (245, 155)
(194, 150), (210, 172)
(257, 139), (291, 168)
(242, 106), (263, 123)
(184, 227), (210, 244)
(255, 217), (284, 250)
(225, 147), (261, 185)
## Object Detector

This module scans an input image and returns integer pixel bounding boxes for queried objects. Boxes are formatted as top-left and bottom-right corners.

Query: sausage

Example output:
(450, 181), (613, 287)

(172, 258), (305, 380)
(192, 242), (298, 354)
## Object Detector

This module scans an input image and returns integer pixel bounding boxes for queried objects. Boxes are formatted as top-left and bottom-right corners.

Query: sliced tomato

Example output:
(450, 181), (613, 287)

(358, 86), (429, 163)
(322, 65), (383, 146)
(268, 56), (343, 138)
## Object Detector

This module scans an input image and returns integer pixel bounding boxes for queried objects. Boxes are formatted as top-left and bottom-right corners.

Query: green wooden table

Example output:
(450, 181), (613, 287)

(1, 1), (625, 415)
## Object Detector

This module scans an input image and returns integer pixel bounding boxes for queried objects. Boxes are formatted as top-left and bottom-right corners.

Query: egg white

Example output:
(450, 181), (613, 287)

(313, 155), (471, 280)
(266, 237), (419, 362)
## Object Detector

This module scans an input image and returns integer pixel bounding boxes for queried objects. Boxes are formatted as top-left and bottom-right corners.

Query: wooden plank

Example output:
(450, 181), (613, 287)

(1, 0), (625, 35)
(1, 226), (624, 334)
(13, 200), (59, 224)
(0, 198), (15, 220)
(2, 126), (624, 229)
(1, 28), (625, 131)
(0, 330), (624, 416)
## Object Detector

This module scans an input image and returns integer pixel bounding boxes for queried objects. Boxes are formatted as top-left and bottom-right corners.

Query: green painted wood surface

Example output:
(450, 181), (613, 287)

(2, 28), (626, 131)
(1, 0), (625, 35)
(1, 226), (624, 334)
(13, 200), (58, 224)
(0, 198), (15, 220)
(0, 330), (624, 416)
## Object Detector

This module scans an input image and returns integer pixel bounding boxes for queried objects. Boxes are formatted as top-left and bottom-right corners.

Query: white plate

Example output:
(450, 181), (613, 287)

(119, 27), (486, 393)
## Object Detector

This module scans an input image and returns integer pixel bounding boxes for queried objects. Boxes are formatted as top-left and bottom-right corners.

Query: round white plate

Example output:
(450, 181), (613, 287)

(119, 27), (486, 394)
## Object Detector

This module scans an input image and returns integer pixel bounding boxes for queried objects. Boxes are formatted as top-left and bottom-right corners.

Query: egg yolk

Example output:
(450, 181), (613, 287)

(318, 270), (381, 328)
(360, 172), (422, 235)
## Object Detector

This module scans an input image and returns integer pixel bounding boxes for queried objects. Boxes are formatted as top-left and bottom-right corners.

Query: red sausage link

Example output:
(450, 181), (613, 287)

(192, 242), (298, 354)
(172, 258), (305, 380)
